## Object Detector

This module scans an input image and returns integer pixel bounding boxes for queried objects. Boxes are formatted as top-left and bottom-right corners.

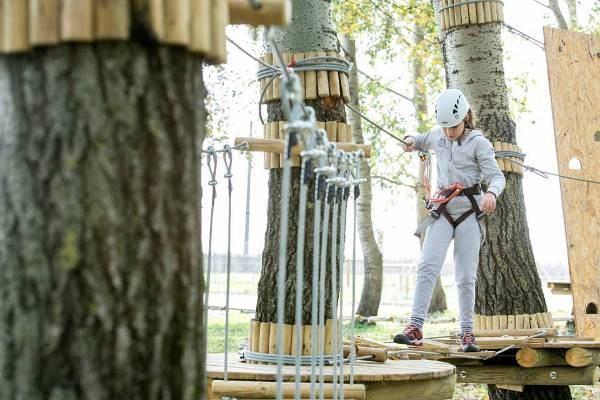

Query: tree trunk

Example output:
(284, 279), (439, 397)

(0, 43), (206, 400)
(255, 0), (345, 324)
(549, 0), (569, 29)
(411, 22), (447, 314)
(343, 38), (384, 318)
(433, 4), (571, 398)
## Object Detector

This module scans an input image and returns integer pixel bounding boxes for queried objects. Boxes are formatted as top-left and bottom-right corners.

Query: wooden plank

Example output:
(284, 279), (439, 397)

(228, 0), (291, 26)
(566, 348), (600, 367)
(212, 381), (366, 400)
(190, 0), (212, 54)
(208, 0), (228, 64)
(340, 72), (351, 103)
(149, 0), (165, 41)
(522, 314), (531, 329)
(327, 51), (341, 97)
(485, 315), (493, 331)
(248, 320), (254, 351)
(492, 142), (506, 171)
(282, 324), (293, 355)
(468, 1), (477, 24)
(455, 365), (600, 385)
(61, 0), (93, 41)
(259, 322), (270, 354)
(544, 27), (600, 339)
(305, 51), (318, 100)
(95, 0), (129, 39)
(233, 137), (373, 159)
(2, 0), (29, 52)
(164, 0), (190, 45)
(483, 0), (492, 23)
(474, 315), (481, 330)
(317, 51), (330, 97)
(508, 315), (516, 330)
(29, 0), (59, 46)
(516, 348), (568, 368)
(476, 0), (485, 24)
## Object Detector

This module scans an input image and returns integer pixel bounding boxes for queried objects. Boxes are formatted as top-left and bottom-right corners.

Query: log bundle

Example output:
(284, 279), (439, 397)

(492, 141), (524, 174)
(473, 312), (556, 336)
(438, 0), (504, 31)
(0, 0), (288, 63)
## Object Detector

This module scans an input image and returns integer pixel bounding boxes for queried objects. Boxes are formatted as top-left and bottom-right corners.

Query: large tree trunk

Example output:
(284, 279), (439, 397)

(255, 0), (345, 324)
(433, 4), (571, 399)
(0, 43), (206, 400)
(343, 38), (384, 318)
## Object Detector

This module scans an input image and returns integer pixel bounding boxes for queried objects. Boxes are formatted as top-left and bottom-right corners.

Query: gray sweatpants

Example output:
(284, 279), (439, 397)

(411, 196), (482, 333)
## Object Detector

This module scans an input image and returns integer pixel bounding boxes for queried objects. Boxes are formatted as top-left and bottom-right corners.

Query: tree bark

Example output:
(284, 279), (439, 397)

(343, 38), (384, 318)
(433, 4), (571, 398)
(255, 0), (345, 324)
(0, 43), (206, 400)
(549, 0), (569, 29)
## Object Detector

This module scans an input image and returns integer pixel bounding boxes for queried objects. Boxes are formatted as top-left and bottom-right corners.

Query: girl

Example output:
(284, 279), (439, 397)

(394, 89), (505, 352)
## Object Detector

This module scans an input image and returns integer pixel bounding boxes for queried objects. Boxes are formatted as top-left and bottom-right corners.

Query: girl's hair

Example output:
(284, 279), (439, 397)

(464, 109), (476, 129)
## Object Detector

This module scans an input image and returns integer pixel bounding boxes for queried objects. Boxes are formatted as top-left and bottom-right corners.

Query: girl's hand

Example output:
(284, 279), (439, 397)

(482, 192), (497, 214)
(403, 137), (416, 152)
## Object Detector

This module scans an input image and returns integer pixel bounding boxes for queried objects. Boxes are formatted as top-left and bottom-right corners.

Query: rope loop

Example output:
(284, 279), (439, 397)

(207, 145), (218, 187)
(223, 144), (233, 193)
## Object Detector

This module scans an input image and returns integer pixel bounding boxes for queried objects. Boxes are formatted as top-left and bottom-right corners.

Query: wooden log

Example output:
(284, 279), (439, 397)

(270, 122), (280, 169)
(316, 121), (326, 132)
(483, 0), (492, 23)
(455, 365), (600, 385)
(516, 314), (524, 329)
(149, 0), (165, 41)
(346, 124), (353, 143)
(268, 322), (277, 354)
(490, 0), (498, 22)
(317, 51), (330, 97)
(233, 137), (373, 158)
(165, 0), (190, 45)
(2, 0), (29, 52)
(468, 1), (477, 24)
(258, 322), (271, 359)
(535, 313), (546, 328)
(325, 121), (338, 142)
(448, 0), (456, 28)
(530, 314), (539, 329)
(512, 144), (524, 175)
(485, 315), (493, 331)
(302, 325), (312, 355)
(473, 328), (557, 337)
(493, 142), (506, 171)
(340, 72), (351, 103)
(29, 0), (59, 46)
(248, 320), (254, 351)
(474, 314), (481, 330)
(439, 0), (447, 30)
(324, 319), (334, 354)
(228, 0), (291, 26)
(460, 0), (469, 25)
(208, 0), (229, 64)
(566, 348), (600, 367)
(516, 348), (568, 368)
(522, 314), (531, 329)
(251, 321), (261, 353)
(291, 324), (303, 356)
(190, 0), (212, 54)
(264, 53), (274, 101)
(305, 51), (318, 100)
(282, 324), (293, 355)
(476, 1), (485, 24)
(212, 381), (366, 400)
(492, 315), (500, 331)
(61, 0), (93, 41)
(263, 123), (271, 169)
(327, 51), (341, 97)
(95, 0), (129, 39)
(343, 345), (387, 363)
(500, 315), (508, 330)
(508, 315), (516, 330)
(272, 54), (281, 100)
(547, 312), (555, 328)
(337, 123), (347, 143)
(497, 0), (504, 21)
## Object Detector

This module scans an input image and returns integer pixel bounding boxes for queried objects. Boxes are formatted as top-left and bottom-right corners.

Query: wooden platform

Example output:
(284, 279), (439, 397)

(206, 353), (456, 400)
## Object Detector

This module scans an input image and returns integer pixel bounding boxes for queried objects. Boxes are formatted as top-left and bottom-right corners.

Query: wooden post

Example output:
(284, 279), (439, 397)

(325, 121), (338, 142)
(483, 0), (492, 23)
(251, 320), (261, 353)
(566, 348), (600, 367)
(268, 322), (277, 354)
(490, 0), (498, 22)
(282, 324), (293, 355)
(439, 0), (447, 30)
(508, 315), (516, 330)
(248, 320), (255, 351)
(191, 0), (212, 54)
(493, 142), (505, 171)
(259, 322), (270, 353)
(474, 314), (481, 330)
(95, 0), (129, 39)
(492, 315), (500, 330)
(468, 1), (477, 24)
(535, 313), (546, 328)
(476, 1), (485, 24)
(448, 0), (456, 29)
(305, 51), (318, 100)
(327, 51), (341, 97)
(302, 325), (312, 355)
(516, 348), (568, 368)
(516, 314), (524, 329)
(460, 0), (469, 25)
(291, 324), (304, 356)
(228, 0), (291, 26)
(530, 314), (539, 329)
(324, 319), (334, 354)
(523, 314), (531, 329)
(2, 0), (29, 52)
(149, 0), (165, 40)
(61, 0), (93, 41)
(500, 315), (508, 330)
(264, 53), (274, 101)
(317, 51), (330, 97)
(209, 0), (228, 64)
(29, 0), (59, 46)
(164, 0), (190, 45)
(547, 312), (555, 328)
(485, 315), (493, 331)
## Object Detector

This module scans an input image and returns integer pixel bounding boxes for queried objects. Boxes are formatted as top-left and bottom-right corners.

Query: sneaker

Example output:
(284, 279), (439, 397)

(461, 331), (479, 352)
(393, 324), (423, 346)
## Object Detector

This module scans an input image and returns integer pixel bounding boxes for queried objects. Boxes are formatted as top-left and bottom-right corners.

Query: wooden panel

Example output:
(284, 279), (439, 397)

(29, 0), (59, 46)
(95, 0), (129, 39)
(61, 0), (93, 41)
(3, 0), (29, 51)
(544, 27), (600, 339)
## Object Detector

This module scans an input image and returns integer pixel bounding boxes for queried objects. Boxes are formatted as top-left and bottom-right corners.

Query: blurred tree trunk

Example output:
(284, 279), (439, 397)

(343, 37), (384, 318)
(0, 43), (206, 399)
(433, 2), (570, 398)
(255, 0), (345, 324)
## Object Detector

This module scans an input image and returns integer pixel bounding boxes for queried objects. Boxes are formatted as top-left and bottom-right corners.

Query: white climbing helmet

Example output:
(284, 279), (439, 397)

(434, 88), (470, 128)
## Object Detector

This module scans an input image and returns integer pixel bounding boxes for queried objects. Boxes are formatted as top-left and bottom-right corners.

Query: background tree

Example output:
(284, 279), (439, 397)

(432, 1), (571, 398)
(0, 22), (206, 400)
(255, 0), (344, 323)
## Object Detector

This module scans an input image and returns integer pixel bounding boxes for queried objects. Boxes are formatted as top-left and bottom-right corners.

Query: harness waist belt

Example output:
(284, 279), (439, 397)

(458, 184), (481, 196)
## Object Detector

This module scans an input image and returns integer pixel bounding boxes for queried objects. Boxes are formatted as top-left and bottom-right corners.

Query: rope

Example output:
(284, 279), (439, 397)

(344, 103), (410, 145)
(223, 145), (234, 381)
(494, 154), (600, 185)
(502, 23), (545, 50)
(244, 350), (343, 365)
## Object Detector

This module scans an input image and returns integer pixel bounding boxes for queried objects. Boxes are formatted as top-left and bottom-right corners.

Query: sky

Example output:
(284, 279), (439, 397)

(200, 0), (597, 274)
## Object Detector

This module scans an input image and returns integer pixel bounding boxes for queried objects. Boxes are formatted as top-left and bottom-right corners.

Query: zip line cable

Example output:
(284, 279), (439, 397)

(344, 103), (409, 145)
(502, 23), (545, 49)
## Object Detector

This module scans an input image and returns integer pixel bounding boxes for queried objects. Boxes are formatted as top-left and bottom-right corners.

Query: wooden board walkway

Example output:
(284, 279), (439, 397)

(206, 353), (456, 400)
